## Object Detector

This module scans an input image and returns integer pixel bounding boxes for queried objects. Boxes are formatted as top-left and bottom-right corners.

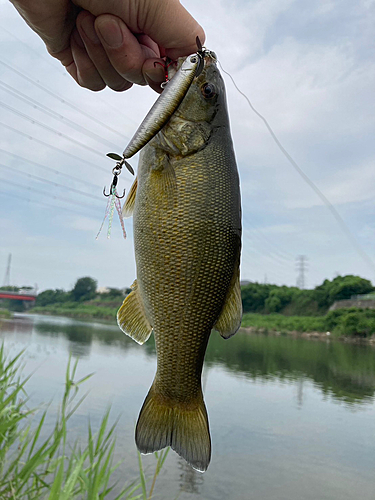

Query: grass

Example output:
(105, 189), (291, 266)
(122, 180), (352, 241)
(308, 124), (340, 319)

(242, 309), (375, 338)
(0, 344), (168, 499)
(31, 303), (118, 322)
(241, 313), (326, 333)
(0, 309), (11, 319)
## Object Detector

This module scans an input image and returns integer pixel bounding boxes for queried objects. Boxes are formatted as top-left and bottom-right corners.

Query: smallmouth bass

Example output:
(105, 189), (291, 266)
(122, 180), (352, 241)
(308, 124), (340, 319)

(118, 52), (242, 472)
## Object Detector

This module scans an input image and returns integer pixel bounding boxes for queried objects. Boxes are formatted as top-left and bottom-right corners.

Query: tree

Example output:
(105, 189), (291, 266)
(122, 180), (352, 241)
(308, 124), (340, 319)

(241, 283), (276, 313)
(71, 277), (97, 302)
(36, 289), (70, 306)
(36, 289), (57, 307)
(265, 286), (298, 313)
(106, 288), (125, 298)
(327, 275), (374, 304)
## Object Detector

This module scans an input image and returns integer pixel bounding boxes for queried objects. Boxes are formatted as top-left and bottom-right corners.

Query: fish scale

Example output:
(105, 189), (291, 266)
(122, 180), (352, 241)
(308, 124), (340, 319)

(117, 53), (242, 471)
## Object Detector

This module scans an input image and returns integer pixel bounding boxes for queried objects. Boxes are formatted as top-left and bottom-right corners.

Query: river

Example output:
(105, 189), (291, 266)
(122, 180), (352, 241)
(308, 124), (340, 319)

(1, 313), (375, 500)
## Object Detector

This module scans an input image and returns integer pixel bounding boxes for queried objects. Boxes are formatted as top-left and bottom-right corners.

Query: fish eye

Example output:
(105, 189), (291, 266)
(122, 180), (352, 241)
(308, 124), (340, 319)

(190, 55), (198, 64)
(201, 82), (216, 99)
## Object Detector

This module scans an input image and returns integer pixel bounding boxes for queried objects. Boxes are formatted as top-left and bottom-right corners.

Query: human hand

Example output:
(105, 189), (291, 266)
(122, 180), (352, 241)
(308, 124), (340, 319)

(10, 0), (205, 93)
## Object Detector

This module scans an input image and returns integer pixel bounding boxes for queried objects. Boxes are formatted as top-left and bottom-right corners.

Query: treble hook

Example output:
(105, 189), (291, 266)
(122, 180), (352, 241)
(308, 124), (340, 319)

(195, 36), (206, 77)
(103, 171), (125, 198)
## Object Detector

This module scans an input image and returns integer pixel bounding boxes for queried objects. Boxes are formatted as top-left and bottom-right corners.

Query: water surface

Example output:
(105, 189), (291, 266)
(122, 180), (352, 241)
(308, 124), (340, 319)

(1, 314), (375, 499)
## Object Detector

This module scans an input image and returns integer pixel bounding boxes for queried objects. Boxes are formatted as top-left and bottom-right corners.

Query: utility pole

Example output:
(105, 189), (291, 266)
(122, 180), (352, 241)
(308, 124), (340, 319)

(296, 255), (308, 289)
(2, 253), (11, 288)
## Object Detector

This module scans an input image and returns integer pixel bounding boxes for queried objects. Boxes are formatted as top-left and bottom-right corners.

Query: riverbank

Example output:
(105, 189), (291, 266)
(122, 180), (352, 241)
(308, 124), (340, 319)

(16, 306), (375, 344)
(242, 326), (375, 345)
(31, 303), (118, 321)
(241, 310), (375, 341)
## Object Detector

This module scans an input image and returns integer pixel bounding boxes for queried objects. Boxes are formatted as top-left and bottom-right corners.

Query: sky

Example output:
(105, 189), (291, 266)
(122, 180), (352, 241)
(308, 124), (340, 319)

(0, 0), (374, 292)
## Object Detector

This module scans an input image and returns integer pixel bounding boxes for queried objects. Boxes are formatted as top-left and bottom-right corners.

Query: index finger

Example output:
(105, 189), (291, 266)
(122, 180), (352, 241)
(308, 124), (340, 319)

(95, 15), (160, 85)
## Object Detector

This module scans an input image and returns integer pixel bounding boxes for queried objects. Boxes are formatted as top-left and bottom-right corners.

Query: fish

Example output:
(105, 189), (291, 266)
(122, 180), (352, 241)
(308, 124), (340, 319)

(117, 51), (242, 472)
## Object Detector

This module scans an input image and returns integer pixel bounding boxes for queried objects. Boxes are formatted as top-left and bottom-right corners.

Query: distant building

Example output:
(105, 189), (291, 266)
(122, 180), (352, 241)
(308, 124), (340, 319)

(330, 294), (375, 311)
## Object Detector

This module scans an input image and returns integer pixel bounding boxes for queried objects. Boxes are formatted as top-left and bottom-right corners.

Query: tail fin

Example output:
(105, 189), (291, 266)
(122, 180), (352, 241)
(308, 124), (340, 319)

(135, 384), (211, 472)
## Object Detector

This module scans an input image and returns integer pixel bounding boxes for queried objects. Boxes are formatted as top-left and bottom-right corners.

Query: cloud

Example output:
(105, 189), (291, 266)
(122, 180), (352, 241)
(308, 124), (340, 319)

(0, 0), (374, 290)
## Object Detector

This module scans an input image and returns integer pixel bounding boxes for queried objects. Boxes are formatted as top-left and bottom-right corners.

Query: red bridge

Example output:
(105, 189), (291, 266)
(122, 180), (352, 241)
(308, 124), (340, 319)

(0, 290), (37, 302)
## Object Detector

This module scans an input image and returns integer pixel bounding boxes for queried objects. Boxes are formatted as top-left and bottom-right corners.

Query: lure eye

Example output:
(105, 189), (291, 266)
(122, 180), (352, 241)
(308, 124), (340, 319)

(201, 83), (216, 99)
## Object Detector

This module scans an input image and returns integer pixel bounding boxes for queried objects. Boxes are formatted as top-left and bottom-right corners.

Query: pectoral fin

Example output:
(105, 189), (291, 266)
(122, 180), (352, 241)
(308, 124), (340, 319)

(152, 156), (177, 203)
(214, 270), (242, 339)
(122, 177), (137, 218)
(117, 280), (152, 344)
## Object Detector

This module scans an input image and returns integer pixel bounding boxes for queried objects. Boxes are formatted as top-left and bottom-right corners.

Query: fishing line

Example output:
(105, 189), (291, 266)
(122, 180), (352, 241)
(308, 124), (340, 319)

(218, 61), (375, 274)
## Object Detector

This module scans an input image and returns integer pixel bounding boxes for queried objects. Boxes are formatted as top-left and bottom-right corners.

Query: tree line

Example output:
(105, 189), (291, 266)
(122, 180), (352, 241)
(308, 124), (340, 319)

(241, 274), (374, 315)
(35, 277), (131, 306)
(3, 274), (374, 319)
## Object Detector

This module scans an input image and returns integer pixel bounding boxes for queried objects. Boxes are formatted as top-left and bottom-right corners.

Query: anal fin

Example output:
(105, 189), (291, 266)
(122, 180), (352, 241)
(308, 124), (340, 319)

(214, 269), (242, 339)
(117, 280), (152, 344)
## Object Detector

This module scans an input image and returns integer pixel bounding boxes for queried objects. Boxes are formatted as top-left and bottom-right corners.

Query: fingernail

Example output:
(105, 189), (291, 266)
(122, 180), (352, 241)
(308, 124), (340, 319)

(144, 63), (165, 84)
(80, 16), (100, 45)
(96, 18), (123, 48)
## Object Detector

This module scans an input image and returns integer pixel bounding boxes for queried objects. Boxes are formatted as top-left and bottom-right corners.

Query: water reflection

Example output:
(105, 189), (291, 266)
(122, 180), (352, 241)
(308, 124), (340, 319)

(1, 314), (375, 500)
(0, 315), (34, 335)
(177, 458), (204, 495)
(1, 315), (374, 407)
(206, 331), (375, 405)
(32, 317), (156, 359)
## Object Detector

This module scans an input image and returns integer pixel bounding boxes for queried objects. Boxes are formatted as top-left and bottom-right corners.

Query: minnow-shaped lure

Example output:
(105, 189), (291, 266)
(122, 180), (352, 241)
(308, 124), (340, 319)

(123, 37), (206, 159)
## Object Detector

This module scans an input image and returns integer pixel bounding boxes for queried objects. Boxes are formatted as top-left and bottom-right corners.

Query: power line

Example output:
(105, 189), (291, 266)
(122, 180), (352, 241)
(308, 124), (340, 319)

(0, 189), (99, 219)
(0, 79), (120, 150)
(0, 148), (101, 190)
(0, 121), (108, 173)
(0, 23), (139, 129)
(0, 163), (101, 201)
(0, 174), (101, 212)
(0, 58), (128, 141)
(0, 101), (107, 159)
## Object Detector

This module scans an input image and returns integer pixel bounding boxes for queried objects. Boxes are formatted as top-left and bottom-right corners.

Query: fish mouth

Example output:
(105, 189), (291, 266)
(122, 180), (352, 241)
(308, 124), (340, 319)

(167, 51), (217, 80)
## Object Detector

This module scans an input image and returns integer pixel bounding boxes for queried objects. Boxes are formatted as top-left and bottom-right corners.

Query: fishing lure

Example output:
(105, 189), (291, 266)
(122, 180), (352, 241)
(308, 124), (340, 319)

(98, 37), (206, 239)
(96, 155), (130, 240)
(122, 36), (206, 159)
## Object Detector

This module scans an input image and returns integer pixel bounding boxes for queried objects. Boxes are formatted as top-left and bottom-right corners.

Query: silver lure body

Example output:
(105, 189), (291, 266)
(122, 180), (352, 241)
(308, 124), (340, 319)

(122, 54), (202, 159)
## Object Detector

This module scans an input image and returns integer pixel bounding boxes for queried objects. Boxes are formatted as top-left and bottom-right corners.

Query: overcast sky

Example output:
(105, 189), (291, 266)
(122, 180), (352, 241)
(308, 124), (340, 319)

(0, 0), (374, 292)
